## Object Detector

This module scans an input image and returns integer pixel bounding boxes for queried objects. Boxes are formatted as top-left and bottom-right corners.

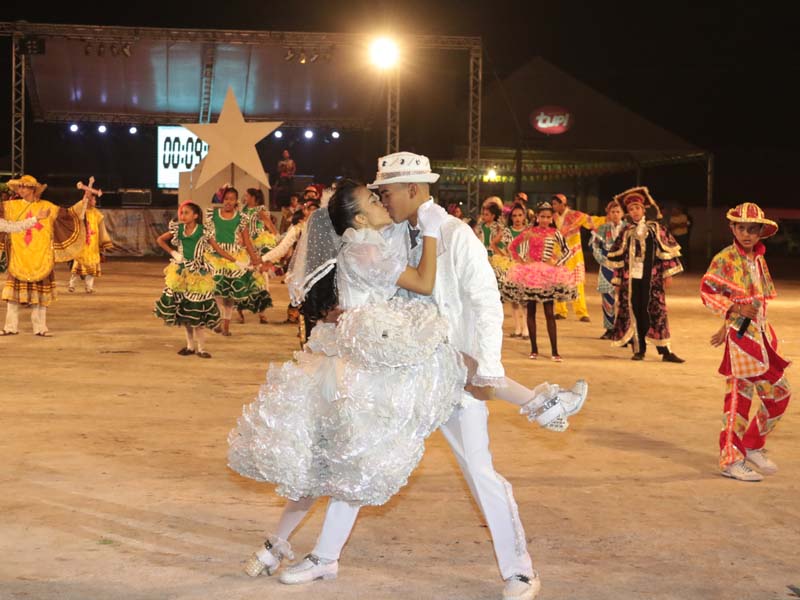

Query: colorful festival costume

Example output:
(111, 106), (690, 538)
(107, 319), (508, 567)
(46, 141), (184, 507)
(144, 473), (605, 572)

(608, 187), (683, 356)
(490, 226), (523, 295)
(154, 220), (221, 329)
(1, 175), (86, 335)
(591, 220), (626, 331)
(205, 208), (272, 314)
(554, 204), (595, 319)
(502, 226), (576, 304)
(69, 206), (113, 291)
(700, 203), (791, 471)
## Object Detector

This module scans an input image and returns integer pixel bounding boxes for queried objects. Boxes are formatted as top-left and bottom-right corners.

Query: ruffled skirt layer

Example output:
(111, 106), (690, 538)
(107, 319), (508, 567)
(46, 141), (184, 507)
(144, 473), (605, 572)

(502, 261), (577, 303)
(228, 299), (466, 506)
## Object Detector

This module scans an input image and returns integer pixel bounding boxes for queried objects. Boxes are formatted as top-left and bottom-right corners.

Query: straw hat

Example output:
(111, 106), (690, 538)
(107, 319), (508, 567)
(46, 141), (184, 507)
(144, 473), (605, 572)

(7, 174), (47, 196)
(368, 152), (440, 189)
(726, 202), (778, 238)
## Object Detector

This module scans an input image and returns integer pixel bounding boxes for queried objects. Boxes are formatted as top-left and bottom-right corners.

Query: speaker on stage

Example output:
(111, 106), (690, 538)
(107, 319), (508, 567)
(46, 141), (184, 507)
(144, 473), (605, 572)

(120, 188), (152, 206)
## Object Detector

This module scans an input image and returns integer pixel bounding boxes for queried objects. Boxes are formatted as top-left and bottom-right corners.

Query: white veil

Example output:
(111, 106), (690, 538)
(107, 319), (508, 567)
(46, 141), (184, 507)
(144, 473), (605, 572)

(285, 188), (342, 306)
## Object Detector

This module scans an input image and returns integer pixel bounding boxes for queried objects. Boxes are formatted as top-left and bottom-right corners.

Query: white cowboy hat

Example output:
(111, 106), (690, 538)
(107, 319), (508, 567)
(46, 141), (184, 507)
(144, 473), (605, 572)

(368, 152), (440, 189)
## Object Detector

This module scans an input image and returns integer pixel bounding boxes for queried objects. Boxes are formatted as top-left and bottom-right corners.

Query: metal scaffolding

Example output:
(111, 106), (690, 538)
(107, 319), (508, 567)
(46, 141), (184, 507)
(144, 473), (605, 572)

(11, 35), (25, 176)
(2, 21), (482, 190)
(466, 47), (483, 215)
(386, 68), (400, 154)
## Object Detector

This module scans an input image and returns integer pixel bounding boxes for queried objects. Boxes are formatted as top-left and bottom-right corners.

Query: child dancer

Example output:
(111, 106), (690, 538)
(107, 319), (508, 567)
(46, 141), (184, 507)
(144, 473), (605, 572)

(504, 200), (575, 362)
(68, 179), (114, 294)
(701, 202), (791, 482)
(154, 202), (237, 358)
(237, 188), (277, 324)
(204, 187), (268, 336)
(492, 203), (529, 339)
(591, 200), (625, 339)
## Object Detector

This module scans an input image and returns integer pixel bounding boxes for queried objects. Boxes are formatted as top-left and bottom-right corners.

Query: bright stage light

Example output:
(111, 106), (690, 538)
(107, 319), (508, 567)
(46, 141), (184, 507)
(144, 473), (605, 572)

(370, 37), (399, 69)
(129, 126), (138, 134)
(69, 124), (79, 133)
(274, 130), (283, 138)
(304, 129), (314, 139)
(98, 124), (108, 134)
(331, 130), (340, 139)
(486, 168), (498, 181)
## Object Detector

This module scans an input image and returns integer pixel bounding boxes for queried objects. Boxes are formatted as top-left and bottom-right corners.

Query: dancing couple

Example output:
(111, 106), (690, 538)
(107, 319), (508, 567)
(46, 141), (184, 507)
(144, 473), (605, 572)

(228, 153), (589, 600)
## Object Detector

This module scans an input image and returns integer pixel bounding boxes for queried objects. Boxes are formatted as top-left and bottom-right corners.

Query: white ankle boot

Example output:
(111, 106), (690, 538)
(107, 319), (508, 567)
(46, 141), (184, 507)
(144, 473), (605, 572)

(243, 535), (293, 577)
(503, 572), (541, 599)
(520, 380), (588, 432)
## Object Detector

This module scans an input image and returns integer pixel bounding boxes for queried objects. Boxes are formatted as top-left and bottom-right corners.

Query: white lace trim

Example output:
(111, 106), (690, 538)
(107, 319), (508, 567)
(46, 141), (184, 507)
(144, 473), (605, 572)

(470, 375), (507, 388)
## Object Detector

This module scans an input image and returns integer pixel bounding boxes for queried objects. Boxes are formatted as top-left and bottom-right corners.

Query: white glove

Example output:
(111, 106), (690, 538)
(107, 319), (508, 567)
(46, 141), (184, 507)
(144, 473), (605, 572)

(235, 260), (251, 270)
(170, 251), (184, 264)
(417, 199), (448, 240)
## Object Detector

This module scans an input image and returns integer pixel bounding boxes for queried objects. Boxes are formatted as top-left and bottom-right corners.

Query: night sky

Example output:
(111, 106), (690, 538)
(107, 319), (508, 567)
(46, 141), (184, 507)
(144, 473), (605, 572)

(2, 0), (797, 206)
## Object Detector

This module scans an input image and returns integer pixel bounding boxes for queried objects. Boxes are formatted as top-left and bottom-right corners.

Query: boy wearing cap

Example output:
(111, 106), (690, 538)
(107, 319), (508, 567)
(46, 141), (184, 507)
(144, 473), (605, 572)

(700, 203), (791, 482)
(608, 186), (685, 362)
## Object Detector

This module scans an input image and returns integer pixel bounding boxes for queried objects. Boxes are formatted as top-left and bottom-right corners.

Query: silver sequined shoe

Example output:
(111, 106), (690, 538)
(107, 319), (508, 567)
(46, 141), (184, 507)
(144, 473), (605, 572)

(243, 535), (294, 577)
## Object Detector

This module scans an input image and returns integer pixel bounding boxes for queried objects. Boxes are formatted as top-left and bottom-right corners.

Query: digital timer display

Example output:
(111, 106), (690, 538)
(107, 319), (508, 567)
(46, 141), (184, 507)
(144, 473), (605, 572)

(156, 126), (210, 188)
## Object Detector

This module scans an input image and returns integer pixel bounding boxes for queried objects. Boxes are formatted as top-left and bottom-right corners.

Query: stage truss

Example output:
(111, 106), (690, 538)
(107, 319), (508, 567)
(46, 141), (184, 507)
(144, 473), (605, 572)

(1, 22), (484, 211)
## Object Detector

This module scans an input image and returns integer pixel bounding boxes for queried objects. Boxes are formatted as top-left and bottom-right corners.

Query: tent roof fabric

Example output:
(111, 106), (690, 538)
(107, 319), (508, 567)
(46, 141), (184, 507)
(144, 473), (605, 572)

(480, 57), (704, 162)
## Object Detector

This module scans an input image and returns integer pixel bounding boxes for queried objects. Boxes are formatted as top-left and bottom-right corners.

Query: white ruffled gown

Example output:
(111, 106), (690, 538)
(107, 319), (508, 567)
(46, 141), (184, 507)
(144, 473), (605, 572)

(228, 227), (466, 506)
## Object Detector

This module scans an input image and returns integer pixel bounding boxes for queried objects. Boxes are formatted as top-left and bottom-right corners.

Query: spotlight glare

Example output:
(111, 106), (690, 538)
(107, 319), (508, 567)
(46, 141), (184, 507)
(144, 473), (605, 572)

(98, 124), (107, 134)
(299, 50), (307, 65)
(331, 130), (340, 139)
(486, 168), (498, 181)
(69, 123), (79, 133)
(370, 37), (399, 69)
(304, 129), (313, 139)
(274, 130), (283, 139)
(129, 126), (138, 134)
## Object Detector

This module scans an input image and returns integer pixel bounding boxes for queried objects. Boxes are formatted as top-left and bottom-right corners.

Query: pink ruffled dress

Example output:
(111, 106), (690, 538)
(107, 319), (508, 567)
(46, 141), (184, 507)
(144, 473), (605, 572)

(502, 226), (577, 303)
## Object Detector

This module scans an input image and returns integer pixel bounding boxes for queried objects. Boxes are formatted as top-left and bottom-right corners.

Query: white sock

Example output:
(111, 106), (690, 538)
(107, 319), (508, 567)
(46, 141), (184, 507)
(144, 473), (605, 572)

(85, 275), (95, 291)
(68, 273), (79, 289)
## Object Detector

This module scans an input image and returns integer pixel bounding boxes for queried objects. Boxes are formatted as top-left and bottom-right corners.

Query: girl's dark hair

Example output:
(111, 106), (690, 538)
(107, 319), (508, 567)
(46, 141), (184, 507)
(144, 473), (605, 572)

(299, 267), (338, 334)
(483, 202), (502, 221)
(223, 186), (239, 199)
(327, 178), (364, 236)
(183, 202), (203, 224)
(247, 188), (265, 206)
(508, 204), (527, 226)
(291, 208), (306, 226)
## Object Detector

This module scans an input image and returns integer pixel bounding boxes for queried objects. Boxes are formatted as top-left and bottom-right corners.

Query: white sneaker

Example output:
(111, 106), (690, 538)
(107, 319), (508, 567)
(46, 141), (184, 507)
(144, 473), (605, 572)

(746, 448), (778, 475)
(503, 572), (541, 600)
(562, 379), (588, 417)
(721, 459), (764, 482)
(278, 554), (338, 585)
(243, 536), (293, 577)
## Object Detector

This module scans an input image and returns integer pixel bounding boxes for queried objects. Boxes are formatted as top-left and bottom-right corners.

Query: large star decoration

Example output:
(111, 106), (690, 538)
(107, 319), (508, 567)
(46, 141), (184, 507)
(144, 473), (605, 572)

(183, 87), (282, 189)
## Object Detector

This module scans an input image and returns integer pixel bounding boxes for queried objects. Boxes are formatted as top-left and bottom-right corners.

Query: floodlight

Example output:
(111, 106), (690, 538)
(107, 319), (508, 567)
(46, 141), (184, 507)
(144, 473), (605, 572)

(370, 37), (399, 69)
(304, 130), (314, 139)
(69, 124), (79, 133)
(331, 131), (340, 139)
(98, 124), (108, 134)
(284, 49), (295, 61)
(129, 126), (138, 134)
(274, 130), (283, 139)
(299, 50), (307, 65)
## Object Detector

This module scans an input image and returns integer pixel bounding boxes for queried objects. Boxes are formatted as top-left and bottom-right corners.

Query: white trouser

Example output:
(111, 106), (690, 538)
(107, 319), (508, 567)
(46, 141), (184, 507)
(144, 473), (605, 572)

(4, 301), (20, 333)
(439, 392), (533, 580)
(310, 391), (533, 580)
(31, 306), (47, 334)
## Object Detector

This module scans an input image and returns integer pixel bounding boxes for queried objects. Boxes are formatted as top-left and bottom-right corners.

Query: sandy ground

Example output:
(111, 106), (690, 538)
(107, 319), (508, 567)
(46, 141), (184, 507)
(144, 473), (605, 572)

(1, 260), (798, 600)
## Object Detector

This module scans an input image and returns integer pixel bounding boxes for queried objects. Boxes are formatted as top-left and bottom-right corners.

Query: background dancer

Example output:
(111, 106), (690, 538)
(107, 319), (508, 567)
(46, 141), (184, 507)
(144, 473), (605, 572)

(701, 203), (791, 482)
(1, 175), (88, 336)
(551, 193), (595, 322)
(68, 178), (114, 294)
(505, 200), (575, 362)
(591, 200), (625, 339)
(237, 188), (277, 324)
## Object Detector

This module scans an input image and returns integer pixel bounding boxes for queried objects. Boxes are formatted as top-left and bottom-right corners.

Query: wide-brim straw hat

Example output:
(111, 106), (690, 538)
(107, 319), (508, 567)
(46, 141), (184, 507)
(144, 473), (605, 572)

(726, 202), (778, 238)
(7, 174), (47, 196)
(368, 152), (440, 189)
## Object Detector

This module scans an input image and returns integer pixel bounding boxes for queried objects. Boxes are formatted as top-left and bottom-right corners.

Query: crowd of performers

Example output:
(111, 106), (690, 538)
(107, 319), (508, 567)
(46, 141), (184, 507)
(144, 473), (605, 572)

(0, 150), (791, 598)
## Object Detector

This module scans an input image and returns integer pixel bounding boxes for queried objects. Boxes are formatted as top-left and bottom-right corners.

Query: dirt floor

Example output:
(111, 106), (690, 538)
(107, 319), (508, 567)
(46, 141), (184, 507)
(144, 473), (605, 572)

(1, 260), (798, 600)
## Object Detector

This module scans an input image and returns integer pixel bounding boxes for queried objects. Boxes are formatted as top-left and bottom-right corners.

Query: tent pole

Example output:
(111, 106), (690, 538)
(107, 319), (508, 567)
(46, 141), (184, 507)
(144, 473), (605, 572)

(705, 152), (714, 261)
